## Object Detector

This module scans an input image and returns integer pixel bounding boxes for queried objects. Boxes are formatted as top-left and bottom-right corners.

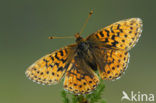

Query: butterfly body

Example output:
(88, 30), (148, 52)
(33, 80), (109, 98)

(25, 18), (143, 95)
(76, 38), (89, 53)
(75, 34), (98, 72)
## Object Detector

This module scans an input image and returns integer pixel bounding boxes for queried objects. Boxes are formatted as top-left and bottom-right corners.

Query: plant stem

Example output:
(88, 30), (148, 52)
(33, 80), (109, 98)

(77, 95), (89, 103)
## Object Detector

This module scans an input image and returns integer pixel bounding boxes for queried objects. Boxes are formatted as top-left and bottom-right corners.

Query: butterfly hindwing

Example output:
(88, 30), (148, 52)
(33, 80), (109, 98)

(63, 57), (99, 95)
(93, 48), (129, 80)
(86, 18), (143, 50)
(25, 44), (76, 85)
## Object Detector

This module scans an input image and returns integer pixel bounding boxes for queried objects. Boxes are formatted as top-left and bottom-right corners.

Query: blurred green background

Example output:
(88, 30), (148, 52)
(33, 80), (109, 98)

(0, 0), (156, 103)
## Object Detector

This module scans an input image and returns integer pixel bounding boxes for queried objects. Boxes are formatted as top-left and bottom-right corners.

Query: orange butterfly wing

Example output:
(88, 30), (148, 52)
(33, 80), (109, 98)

(100, 50), (129, 80)
(86, 18), (143, 50)
(86, 18), (142, 80)
(63, 56), (99, 95)
(92, 48), (129, 80)
(25, 44), (76, 85)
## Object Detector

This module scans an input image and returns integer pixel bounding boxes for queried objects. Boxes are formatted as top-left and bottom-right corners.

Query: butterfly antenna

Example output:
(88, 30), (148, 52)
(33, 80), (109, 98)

(79, 10), (93, 35)
(48, 36), (74, 39)
(49, 10), (93, 39)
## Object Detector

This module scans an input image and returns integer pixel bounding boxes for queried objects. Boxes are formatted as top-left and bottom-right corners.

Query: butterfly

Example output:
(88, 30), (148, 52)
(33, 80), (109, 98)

(25, 17), (143, 95)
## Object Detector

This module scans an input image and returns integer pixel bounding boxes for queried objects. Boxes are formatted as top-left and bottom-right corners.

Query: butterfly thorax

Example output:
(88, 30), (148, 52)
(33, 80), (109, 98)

(75, 34), (98, 71)
(78, 41), (89, 50)
(75, 33), (88, 51)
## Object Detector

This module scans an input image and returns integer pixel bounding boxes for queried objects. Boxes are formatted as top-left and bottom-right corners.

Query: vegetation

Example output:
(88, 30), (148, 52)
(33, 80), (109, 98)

(61, 81), (106, 103)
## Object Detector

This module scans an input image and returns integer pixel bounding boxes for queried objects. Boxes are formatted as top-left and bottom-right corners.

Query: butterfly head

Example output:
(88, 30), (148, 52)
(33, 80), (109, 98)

(75, 33), (85, 43)
(74, 33), (90, 53)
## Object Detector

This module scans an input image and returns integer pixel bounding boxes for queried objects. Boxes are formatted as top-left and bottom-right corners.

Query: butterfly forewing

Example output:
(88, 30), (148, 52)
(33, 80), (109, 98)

(86, 18), (143, 51)
(25, 44), (76, 85)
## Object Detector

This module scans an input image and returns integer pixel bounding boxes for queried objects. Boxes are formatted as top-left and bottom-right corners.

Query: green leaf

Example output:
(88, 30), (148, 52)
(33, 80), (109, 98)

(61, 90), (70, 103)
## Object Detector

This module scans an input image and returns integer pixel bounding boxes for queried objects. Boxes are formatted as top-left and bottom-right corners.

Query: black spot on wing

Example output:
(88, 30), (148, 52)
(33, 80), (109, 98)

(55, 53), (60, 60)
(57, 66), (64, 71)
(105, 29), (110, 37)
(49, 55), (54, 61)
(103, 38), (109, 43)
(59, 50), (64, 56)
(111, 41), (119, 47)
(43, 59), (49, 67)
(111, 35), (115, 40)
(120, 29), (123, 33)
(49, 64), (53, 68)
(99, 31), (104, 37)
(117, 24), (120, 29)
(61, 58), (67, 63)
(95, 34), (99, 39)
(55, 63), (59, 67)
(110, 26), (114, 33)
